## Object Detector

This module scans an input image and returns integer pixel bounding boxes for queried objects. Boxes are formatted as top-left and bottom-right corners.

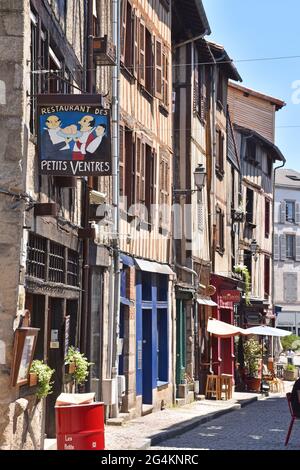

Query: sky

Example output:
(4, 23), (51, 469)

(202, 0), (300, 171)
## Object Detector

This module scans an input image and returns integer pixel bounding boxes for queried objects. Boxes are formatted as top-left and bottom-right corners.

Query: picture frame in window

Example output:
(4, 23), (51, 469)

(10, 327), (39, 387)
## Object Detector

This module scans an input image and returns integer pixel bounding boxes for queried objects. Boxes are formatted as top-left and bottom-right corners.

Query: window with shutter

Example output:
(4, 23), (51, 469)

(193, 50), (199, 114)
(216, 206), (225, 254)
(120, 0), (127, 63)
(155, 39), (162, 99)
(125, 128), (135, 208)
(264, 256), (270, 297)
(286, 200), (295, 223)
(119, 125), (125, 197)
(145, 28), (154, 94)
(216, 129), (224, 177)
(199, 65), (206, 122)
(139, 20), (145, 86)
(296, 236), (300, 262)
(280, 233), (286, 260)
(286, 234), (295, 259)
(280, 201), (286, 224)
(162, 50), (169, 108)
(159, 155), (169, 227)
(273, 234), (280, 261)
(265, 199), (270, 238)
(284, 273), (298, 302)
(133, 11), (139, 78)
(295, 203), (300, 225)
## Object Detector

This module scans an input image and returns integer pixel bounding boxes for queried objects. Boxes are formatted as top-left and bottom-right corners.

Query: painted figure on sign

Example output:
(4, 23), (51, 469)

(41, 115), (72, 160)
(72, 115), (106, 161)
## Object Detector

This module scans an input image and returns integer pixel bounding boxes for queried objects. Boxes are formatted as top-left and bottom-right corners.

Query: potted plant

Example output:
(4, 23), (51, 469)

(243, 338), (262, 392)
(29, 360), (55, 400)
(234, 265), (251, 306)
(64, 346), (93, 390)
(284, 364), (297, 381)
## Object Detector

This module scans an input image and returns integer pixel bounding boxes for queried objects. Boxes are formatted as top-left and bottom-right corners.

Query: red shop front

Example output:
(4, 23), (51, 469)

(210, 274), (241, 378)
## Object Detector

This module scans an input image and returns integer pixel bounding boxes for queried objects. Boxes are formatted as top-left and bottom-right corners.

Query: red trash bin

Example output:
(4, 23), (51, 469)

(55, 402), (105, 450)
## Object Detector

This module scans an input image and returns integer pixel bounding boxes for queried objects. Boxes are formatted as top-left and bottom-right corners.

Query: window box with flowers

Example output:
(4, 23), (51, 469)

(234, 265), (251, 306)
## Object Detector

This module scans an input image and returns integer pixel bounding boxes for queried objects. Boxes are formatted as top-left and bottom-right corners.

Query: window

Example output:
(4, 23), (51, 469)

(155, 39), (163, 99)
(216, 206), (225, 253)
(145, 28), (153, 94)
(265, 199), (270, 238)
(162, 50), (169, 108)
(264, 256), (270, 298)
(246, 140), (256, 163)
(267, 156), (273, 177)
(193, 55), (206, 122)
(26, 233), (47, 280)
(30, 8), (74, 134)
(159, 155), (170, 227)
(145, 144), (156, 223)
(284, 273), (298, 303)
(216, 129), (224, 176)
(120, 125), (135, 208)
(246, 188), (254, 224)
(217, 71), (225, 108)
(286, 234), (296, 259)
(286, 201), (295, 223)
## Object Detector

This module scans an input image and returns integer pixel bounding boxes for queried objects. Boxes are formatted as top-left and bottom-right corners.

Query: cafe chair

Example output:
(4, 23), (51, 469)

(285, 392), (299, 446)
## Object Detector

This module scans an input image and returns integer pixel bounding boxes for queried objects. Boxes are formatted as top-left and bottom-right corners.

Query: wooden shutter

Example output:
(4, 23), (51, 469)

(120, 0), (127, 63)
(280, 201), (286, 224)
(139, 20), (145, 86)
(284, 273), (298, 302)
(273, 233), (279, 261)
(155, 39), (162, 99)
(119, 125), (125, 196)
(125, 128), (134, 208)
(135, 136), (141, 203)
(280, 234), (286, 260)
(296, 203), (300, 224)
(265, 199), (270, 237)
(200, 65), (206, 121)
(197, 201), (204, 231)
(133, 11), (139, 78)
(162, 51), (169, 107)
(264, 256), (270, 296)
(296, 236), (300, 262)
(193, 55), (199, 114)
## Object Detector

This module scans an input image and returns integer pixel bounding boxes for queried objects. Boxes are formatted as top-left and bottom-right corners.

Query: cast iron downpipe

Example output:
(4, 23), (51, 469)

(80, 0), (94, 359)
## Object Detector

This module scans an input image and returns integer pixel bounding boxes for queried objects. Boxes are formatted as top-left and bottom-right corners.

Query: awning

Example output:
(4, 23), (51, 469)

(207, 318), (248, 338)
(197, 297), (218, 307)
(120, 253), (135, 267)
(135, 259), (175, 275)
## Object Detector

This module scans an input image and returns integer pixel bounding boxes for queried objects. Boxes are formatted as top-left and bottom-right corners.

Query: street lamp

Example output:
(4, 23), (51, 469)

(250, 238), (259, 261)
(174, 164), (207, 194)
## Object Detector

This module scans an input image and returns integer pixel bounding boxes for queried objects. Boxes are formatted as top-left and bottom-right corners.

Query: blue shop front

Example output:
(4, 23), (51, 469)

(135, 259), (174, 413)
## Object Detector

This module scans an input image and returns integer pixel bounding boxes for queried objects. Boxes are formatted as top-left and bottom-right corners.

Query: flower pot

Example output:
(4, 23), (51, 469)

(245, 377), (261, 392)
(29, 372), (38, 387)
(283, 370), (297, 381)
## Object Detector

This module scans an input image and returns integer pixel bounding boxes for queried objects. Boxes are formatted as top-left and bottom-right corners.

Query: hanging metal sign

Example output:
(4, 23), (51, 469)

(37, 95), (111, 176)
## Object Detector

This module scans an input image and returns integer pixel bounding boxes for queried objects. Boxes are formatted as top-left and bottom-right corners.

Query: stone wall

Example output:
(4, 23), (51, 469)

(0, 0), (41, 450)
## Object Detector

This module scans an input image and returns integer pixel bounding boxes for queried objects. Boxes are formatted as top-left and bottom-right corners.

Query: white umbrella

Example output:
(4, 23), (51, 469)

(244, 325), (291, 387)
(245, 325), (292, 337)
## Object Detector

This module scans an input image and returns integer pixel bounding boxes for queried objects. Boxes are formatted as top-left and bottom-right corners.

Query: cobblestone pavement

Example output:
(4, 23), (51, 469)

(105, 386), (293, 450)
(152, 394), (299, 450)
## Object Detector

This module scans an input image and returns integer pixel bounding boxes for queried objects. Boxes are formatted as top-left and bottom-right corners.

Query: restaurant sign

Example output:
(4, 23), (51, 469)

(37, 95), (111, 176)
(221, 290), (241, 303)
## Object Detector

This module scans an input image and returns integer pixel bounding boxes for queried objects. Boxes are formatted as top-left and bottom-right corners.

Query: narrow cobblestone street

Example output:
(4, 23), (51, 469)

(152, 395), (299, 450)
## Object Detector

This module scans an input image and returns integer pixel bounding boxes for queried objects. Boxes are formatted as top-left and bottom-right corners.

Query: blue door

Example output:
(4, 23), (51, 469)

(142, 309), (153, 404)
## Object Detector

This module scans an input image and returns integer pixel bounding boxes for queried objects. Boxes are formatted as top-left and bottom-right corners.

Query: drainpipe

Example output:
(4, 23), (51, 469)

(110, 0), (121, 418)
(80, 0), (94, 358)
